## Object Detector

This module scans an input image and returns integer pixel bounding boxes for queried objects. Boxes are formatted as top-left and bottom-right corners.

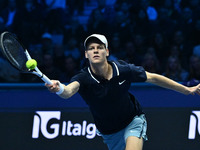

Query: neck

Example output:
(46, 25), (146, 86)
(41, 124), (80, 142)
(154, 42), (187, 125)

(90, 61), (112, 80)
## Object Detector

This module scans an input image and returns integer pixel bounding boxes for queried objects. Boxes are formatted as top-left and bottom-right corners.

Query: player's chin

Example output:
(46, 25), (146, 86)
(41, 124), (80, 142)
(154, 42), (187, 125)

(90, 58), (103, 64)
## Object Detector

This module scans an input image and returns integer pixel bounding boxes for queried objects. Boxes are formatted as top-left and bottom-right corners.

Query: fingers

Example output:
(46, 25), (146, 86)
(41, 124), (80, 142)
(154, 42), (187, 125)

(194, 84), (200, 95)
(45, 80), (60, 93)
(191, 84), (200, 96)
(196, 86), (200, 95)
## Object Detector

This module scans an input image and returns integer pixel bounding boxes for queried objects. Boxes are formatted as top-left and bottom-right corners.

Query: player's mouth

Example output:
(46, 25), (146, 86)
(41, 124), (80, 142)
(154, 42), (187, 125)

(93, 55), (100, 59)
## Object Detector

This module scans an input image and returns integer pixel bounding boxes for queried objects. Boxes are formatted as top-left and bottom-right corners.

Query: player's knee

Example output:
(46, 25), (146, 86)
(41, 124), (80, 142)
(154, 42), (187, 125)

(125, 136), (143, 150)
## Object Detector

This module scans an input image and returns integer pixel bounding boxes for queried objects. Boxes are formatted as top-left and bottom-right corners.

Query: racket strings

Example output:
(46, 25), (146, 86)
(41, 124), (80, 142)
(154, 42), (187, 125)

(2, 34), (28, 71)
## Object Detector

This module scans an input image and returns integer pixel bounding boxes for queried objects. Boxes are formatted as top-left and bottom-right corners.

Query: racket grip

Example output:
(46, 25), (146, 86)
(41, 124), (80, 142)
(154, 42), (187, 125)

(41, 74), (52, 85)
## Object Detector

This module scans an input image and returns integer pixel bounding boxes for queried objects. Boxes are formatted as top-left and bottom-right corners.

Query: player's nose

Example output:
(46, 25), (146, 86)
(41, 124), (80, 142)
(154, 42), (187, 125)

(93, 48), (99, 53)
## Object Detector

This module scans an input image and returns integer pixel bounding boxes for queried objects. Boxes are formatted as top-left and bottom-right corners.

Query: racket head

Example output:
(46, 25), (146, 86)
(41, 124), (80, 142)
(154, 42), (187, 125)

(0, 31), (29, 72)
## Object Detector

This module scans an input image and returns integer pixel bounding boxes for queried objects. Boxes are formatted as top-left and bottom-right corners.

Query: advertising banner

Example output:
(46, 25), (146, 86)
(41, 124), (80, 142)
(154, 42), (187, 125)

(0, 84), (199, 150)
(0, 109), (200, 150)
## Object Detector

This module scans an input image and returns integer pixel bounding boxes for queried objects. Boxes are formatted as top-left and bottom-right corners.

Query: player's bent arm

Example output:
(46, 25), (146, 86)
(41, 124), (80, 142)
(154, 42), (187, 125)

(145, 71), (200, 95)
(59, 81), (80, 99)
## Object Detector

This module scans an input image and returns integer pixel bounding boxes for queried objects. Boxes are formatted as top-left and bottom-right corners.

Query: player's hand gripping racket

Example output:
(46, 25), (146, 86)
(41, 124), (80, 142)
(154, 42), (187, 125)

(0, 31), (52, 84)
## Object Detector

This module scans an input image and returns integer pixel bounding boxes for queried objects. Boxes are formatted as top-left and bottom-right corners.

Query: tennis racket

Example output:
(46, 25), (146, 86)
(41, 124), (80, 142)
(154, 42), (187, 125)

(0, 31), (52, 84)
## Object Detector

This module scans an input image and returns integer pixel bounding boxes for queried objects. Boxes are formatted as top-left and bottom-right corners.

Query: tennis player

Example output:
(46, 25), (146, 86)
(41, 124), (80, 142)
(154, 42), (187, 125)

(46, 34), (200, 150)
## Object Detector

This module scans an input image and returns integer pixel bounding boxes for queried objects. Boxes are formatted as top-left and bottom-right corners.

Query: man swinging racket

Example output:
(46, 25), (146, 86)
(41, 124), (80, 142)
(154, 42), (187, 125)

(46, 34), (200, 150)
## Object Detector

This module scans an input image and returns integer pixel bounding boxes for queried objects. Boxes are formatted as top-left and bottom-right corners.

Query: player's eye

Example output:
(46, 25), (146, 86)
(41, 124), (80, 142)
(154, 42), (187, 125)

(98, 46), (104, 49)
(87, 47), (94, 50)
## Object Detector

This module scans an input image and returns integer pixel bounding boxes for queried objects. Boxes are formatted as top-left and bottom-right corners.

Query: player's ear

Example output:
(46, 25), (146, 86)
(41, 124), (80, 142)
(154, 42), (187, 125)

(85, 51), (88, 58)
(106, 49), (109, 57)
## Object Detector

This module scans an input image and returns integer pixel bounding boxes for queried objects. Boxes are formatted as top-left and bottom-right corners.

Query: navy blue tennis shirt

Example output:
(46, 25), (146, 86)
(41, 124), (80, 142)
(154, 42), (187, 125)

(70, 60), (147, 134)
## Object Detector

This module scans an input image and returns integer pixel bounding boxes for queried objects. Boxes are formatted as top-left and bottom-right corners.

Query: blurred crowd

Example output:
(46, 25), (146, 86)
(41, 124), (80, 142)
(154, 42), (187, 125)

(0, 0), (200, 86)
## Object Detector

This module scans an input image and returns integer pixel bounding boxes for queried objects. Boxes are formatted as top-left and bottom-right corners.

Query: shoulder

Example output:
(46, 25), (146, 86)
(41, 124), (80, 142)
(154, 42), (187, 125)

(111, 60), (147, 82)
(112, 60), (130, 71)
(110, 60), (133, 79)
(112, 60), (129, 66)
(70, 67), (89, 83)
(112, 60), (137, 73)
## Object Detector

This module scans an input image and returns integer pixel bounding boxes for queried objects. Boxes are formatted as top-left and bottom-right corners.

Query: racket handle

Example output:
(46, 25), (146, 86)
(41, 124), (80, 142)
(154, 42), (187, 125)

(41, 74), (52, 85)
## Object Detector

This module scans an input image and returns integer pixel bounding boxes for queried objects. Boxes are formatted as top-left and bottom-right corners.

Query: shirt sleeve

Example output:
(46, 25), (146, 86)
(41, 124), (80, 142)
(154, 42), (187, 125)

(128, 64), (147, 82)
(70, 72), (84, 83)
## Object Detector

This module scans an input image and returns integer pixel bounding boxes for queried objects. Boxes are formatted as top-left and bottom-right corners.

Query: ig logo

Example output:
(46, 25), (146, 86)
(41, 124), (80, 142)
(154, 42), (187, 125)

(188, 111), (200, 139)
(32, 111), (61, 139)
(32, 111), (97, 139)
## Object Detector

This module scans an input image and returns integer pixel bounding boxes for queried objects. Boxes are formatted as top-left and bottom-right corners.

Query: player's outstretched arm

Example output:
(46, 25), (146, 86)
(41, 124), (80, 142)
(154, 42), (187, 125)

(145, 71), (200, 95)
(45, 80), (80, 99)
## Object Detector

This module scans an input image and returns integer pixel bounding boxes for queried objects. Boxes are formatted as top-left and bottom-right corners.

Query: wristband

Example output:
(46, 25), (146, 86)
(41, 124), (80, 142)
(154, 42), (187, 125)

(56, 83), (64, 95)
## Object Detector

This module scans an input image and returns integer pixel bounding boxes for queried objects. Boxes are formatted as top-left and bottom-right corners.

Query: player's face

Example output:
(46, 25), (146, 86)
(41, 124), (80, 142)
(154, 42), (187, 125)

(85, 43), (109, 64)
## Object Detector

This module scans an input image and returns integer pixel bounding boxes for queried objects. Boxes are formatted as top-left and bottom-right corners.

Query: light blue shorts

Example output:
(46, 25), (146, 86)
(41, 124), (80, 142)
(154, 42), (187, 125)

(99, 114), (148, 150)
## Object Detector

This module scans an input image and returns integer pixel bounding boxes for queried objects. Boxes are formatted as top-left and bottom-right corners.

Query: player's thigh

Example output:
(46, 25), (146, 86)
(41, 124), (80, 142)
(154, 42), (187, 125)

(125, 136), (143, 150)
